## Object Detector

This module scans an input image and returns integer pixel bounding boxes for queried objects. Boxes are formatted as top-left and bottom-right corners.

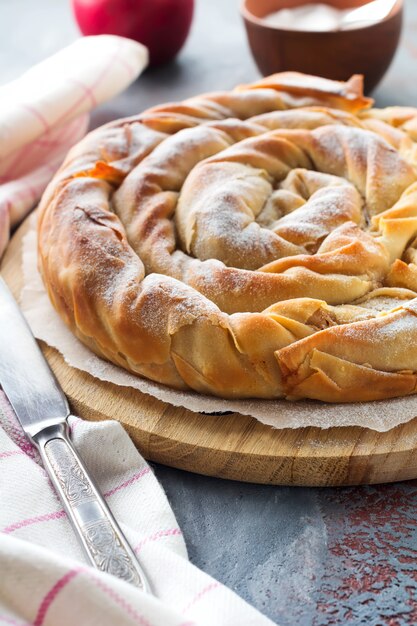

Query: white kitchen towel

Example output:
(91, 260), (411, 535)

(0, 392), (275, 626)
(0, 34), (148, 257)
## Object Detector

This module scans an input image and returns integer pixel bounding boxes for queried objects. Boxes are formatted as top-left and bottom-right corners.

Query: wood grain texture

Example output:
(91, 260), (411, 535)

(3, 217), (417, 486)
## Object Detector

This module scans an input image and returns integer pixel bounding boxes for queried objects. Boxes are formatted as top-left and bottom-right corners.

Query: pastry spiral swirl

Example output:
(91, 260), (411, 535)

(38, 73), (417, 402)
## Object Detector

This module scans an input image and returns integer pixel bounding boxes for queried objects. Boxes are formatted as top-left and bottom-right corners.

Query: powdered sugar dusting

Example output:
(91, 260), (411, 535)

(21, 225), (417, 432)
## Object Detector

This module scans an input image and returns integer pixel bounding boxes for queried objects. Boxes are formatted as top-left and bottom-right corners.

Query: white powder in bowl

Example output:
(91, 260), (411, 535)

(263, 3), (350, 32)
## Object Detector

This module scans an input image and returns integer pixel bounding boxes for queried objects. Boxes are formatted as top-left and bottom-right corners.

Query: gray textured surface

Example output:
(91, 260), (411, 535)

(155, 466), (329, 624)
(3, 0), (417, 623)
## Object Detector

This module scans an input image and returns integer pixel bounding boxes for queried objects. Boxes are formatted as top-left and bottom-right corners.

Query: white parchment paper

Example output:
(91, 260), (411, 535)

(21, 217), (417, 432)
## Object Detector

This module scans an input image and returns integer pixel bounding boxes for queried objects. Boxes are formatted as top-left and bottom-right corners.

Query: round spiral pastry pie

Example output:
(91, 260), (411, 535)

(38, 73), (417, 402)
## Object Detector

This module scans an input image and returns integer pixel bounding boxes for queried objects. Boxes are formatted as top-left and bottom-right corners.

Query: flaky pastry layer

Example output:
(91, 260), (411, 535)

(38, 73), (417, 402)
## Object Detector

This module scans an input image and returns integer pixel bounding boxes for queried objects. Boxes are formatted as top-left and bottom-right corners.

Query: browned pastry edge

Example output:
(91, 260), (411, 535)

(37, 72), (417, 402)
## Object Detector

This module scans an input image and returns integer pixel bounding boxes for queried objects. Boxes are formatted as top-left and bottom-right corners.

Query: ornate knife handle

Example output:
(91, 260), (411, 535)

(33, 422), (152, 593)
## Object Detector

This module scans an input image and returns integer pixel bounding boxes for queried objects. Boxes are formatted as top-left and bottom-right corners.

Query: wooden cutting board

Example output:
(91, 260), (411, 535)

(3, 217), (417, 487)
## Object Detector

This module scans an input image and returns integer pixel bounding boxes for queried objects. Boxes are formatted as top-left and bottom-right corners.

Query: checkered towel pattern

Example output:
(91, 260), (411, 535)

(0, 34), (148, 256)
(0, 392), (274, 625)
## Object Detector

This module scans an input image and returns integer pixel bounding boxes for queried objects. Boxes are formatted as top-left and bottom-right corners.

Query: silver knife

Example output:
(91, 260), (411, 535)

(0, 276), (152, 593)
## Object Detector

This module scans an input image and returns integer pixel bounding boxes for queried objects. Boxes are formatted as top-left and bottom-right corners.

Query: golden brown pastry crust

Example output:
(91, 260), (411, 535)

(37, 73), (417, 402)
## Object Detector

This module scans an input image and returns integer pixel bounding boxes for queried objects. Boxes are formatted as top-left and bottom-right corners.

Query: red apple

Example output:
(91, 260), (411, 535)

(71, 0), (194, 66)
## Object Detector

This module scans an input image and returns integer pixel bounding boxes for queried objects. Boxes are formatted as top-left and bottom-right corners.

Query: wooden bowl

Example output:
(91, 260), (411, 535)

(241, 0), (403, 93)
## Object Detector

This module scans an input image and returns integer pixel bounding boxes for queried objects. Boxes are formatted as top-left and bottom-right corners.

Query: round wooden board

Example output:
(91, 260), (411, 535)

(4, 218), (417, 487)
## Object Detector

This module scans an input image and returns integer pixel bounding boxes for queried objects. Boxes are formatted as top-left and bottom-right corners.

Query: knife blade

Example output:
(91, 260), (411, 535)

(0, 277), (69, 437)
(0, 277), (152, 592)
